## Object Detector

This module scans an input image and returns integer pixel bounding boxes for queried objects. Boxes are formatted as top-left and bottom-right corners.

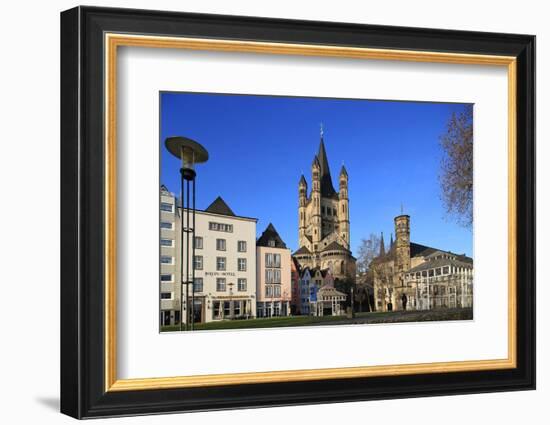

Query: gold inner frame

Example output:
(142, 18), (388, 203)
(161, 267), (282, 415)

(104, 33), (517, 392)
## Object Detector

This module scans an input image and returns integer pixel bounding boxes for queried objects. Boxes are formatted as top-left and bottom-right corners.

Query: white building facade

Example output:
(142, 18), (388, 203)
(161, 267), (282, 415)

(181, 196), (258, 324)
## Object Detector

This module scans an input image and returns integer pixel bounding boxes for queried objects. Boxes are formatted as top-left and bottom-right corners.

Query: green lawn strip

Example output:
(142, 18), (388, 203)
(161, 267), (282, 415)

(160, 308), (473, 332)
(161, 315), (344, 332)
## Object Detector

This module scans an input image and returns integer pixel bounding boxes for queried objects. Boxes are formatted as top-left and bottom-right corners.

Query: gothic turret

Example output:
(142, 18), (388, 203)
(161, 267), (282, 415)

(298, 174), (307, 247)
(338, 164), (350, 248)
(379, 232), (386, 256)
(311, 156), (321, 247)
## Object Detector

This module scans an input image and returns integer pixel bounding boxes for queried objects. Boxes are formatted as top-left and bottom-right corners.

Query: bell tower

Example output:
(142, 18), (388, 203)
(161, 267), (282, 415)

(394, 214), (411, 274)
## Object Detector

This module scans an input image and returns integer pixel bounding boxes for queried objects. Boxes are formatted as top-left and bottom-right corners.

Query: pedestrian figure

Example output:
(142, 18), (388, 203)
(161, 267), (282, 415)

(401, 293), (408, 311)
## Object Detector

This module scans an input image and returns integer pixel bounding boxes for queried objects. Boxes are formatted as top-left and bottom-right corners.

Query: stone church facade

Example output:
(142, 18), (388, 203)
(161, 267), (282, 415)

(371, 214), (473, 312)
(292, 131), (356, 282)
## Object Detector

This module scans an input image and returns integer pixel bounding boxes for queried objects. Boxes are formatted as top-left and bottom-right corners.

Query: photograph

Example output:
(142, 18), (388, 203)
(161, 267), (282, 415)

(159, 92), (474, 332)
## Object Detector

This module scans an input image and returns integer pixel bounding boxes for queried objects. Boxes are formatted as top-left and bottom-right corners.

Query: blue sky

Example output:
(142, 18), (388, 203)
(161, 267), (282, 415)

(160, 92), (472, 257)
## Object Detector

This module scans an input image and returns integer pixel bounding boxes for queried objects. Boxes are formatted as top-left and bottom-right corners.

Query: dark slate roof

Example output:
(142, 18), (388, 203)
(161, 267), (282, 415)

(299, 174), (307, 186)
(410, 242), (438, 258)
(317, 138), (338, 198)
(408, 257), (473, 273)
(293, 245), (311, 256)
(309, 267), (327, 277)
(256, 223), (287, 248)
(322, 240), (349, 252)
(312, 155), (320, 168)
(371, 240), (471, 266)
(299, 266), (311, 278)
(205, 196), (235, 216)
(456, 254), (473, 264)
(340, 165), (348, 177)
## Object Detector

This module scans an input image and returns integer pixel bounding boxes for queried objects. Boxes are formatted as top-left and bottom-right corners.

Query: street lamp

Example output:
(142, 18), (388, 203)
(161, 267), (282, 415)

(228, 282), (235, 320)
(165, 136), (209, 332)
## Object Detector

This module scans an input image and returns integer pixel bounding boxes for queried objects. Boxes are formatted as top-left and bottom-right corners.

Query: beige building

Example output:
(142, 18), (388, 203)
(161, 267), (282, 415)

(160, 190), (258, 327)
(293, 130), (356, 281)
(256, 224), (292, 317)
(371, 214), (473, 312)
(184, 196), (258, 323)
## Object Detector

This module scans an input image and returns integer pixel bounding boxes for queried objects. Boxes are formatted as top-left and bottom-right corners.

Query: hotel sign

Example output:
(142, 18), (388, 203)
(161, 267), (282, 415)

(205, 271), (236, 277)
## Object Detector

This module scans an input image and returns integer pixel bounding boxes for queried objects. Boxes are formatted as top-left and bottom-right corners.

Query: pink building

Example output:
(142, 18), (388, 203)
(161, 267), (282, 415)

(256, 223), (291, 317)
(290, 257), (301, 315)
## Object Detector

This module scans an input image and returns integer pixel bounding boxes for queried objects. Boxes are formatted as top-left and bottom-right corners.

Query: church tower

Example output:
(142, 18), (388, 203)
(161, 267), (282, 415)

(338, 165), (350, 249)
(298, 174), (307, 247)
(394, 214), (411, 274)
(293, 125), (356, 282)
(311, 155), (322, 248)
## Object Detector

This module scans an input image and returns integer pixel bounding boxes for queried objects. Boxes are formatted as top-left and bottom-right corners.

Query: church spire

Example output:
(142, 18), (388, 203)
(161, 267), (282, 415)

(380, 232), (386, 256)
(316, 126), (337, 197)
(390, 233), (394, 250)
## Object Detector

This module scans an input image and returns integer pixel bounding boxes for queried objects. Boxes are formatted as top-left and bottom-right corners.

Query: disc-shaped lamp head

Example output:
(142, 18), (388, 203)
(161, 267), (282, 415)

(165, 136), (209, 164)
(165, 136), (209, 179)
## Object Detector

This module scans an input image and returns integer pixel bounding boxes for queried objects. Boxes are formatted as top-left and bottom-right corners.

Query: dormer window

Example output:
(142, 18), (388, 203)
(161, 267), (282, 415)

(268, 240), (275, 247)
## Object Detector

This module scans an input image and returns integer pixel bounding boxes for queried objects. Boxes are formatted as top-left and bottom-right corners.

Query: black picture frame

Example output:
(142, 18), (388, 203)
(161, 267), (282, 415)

(60, 5), (535, 419)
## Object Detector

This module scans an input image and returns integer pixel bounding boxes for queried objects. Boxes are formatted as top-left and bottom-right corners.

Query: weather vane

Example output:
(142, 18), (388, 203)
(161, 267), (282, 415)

(320, 122), (324, 137)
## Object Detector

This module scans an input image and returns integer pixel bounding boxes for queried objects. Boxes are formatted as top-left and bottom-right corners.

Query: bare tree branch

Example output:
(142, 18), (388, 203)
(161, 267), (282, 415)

(439, 106), (473, 228)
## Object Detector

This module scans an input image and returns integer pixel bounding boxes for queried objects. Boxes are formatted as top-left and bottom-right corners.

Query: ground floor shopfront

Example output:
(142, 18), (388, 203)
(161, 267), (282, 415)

(176, 295), (256, 324)
(256, 300), (291, 318)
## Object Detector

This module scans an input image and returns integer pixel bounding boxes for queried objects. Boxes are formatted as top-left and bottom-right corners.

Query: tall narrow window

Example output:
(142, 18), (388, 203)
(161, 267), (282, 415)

(238, 258), (247, 272)
(194, 255), (203, 270)
(238, 278), (247, 291)
(238, 241), (247, 252)
(194, 236), (203, 249)
(216, 278), (226, 292)
(216, 239), (226, 251)
(193, 278), (203, 293)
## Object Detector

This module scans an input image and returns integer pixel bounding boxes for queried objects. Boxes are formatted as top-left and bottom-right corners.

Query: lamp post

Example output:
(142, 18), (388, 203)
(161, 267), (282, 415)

(165, 136), (209, 332)
(228, 282), (235, 320)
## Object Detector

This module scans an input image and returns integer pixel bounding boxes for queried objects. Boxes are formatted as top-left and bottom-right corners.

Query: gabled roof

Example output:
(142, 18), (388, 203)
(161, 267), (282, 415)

(318, 285), (347, 298)
(205, 196), (235, 216)
(256, 223), (287, 248)
(309, 267), (332, 278)
(322, 240), (349, 253)
(293, 245), (311, 256)
(300, 266), (311, 278)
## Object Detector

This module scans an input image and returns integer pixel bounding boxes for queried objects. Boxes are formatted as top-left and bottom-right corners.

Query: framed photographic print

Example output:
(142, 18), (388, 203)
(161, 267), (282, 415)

(60, 6), (535, 419)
